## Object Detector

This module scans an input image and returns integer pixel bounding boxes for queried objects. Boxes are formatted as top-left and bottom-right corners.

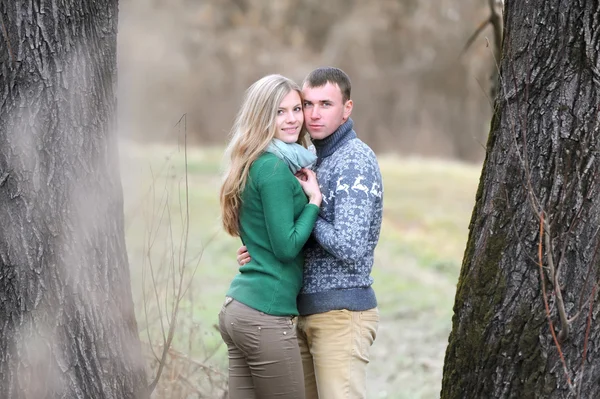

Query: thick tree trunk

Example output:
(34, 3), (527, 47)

(0, 1), (147, 398)
(442, 1), (600, 398)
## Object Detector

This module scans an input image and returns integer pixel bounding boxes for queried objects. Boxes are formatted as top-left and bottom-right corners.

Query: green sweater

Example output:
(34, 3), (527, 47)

(226, 153), (319, 316)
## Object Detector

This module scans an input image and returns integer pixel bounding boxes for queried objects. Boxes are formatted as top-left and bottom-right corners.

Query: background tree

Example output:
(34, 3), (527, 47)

(441, 0), (600, 398)
(0, 1), (147, 398)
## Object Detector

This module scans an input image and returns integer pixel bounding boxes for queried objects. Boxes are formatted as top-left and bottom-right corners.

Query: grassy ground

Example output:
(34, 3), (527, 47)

(120, 141), (482, 399)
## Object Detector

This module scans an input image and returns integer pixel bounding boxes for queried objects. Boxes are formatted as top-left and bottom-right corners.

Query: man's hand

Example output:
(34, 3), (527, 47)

(237, 245), (251, 266)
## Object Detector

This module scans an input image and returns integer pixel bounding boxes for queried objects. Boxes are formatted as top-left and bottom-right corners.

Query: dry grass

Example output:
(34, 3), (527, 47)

(120, 141), (482, 398)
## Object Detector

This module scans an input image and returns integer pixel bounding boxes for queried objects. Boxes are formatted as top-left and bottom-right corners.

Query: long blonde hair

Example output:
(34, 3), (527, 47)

(220, 74), (308, 237)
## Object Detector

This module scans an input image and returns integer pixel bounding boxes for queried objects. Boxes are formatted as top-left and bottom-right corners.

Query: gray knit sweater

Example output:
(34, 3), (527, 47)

(297, 119), (383, 315)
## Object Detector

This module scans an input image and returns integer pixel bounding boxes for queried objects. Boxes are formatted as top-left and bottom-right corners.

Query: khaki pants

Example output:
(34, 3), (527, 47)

(218, 298), (305, 399)
(297, 308), (379, 399)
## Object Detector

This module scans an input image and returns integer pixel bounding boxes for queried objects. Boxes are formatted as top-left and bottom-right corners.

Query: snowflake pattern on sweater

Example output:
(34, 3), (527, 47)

(297, 119), (383, 315)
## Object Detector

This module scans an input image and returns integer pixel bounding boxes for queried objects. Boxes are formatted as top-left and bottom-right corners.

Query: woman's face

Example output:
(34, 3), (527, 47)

(274, 90), (303, 143)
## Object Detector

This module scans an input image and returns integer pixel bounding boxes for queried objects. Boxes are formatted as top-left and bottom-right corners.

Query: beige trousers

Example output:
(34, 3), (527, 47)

(218, 298), (305, 399)
(297, 308), (379, 399)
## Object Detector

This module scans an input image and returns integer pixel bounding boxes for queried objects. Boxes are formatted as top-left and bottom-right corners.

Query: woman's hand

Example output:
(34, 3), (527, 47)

(236, 245), (251, 266)
(295, 168), (322, 207)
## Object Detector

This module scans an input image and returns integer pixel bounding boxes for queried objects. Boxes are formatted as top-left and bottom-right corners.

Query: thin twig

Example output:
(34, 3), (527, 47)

(537, 213), (573, 387)
(544, 223), (570, 342)
(167, 346), (227, 377)
(574, 228), (600, 318)
(461, 17), (492, 56)
(576, 285), (596, 398)
(498, 40), (542, 217)
(149, 114), (192, 394)
(142, 235), (161, 363)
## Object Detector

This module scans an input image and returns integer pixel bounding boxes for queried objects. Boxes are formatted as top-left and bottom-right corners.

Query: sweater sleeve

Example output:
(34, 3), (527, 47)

(257, 160), (320, 263)
(312, 153), (382, 261)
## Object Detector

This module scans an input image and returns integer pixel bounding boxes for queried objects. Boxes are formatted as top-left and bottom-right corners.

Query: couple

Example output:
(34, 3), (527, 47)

(218, 67), (383, 399)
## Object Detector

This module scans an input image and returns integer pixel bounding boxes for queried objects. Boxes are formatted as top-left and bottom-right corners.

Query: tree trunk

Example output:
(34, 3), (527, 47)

(442, 1), (600, 398)
(0, 1), (147, 398)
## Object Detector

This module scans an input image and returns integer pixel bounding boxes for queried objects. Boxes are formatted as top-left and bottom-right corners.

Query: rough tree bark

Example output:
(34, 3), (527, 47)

(442, 0), (600, 398)
(0, 1), (147, 398)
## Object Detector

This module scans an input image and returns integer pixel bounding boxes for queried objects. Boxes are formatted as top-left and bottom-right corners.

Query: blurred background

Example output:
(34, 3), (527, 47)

(116, 0), (501, 398)
(118, 0), (499, 162)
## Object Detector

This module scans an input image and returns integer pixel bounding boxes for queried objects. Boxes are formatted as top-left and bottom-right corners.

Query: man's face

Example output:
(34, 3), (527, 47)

(302, 82), (353, 141)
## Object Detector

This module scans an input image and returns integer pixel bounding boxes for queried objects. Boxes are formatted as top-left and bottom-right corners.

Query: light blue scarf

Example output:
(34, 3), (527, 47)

(265, 139), (317, 174)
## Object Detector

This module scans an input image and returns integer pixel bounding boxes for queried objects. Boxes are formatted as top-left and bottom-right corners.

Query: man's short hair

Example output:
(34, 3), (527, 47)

(303, 67), (351, 103)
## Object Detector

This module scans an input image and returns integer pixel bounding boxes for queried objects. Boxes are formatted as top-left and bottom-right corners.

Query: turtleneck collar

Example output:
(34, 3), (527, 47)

(312, 118), (356, 163)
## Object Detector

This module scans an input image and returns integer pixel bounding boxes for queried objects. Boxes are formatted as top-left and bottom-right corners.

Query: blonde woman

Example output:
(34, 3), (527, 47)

(219, 74), (322, 399)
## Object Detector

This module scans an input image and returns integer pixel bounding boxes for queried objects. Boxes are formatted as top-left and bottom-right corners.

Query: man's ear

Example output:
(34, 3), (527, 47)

(342, 99), (353, 121)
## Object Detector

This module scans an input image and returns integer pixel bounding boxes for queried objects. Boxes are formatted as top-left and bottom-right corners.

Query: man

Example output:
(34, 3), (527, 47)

(237, 67), (383, 398)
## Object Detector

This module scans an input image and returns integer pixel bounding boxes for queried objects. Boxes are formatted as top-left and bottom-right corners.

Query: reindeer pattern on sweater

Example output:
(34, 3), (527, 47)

(298, 119), (383, 315)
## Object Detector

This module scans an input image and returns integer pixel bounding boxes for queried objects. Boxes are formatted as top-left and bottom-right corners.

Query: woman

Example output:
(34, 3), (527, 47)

(218, 74), (322, 399)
